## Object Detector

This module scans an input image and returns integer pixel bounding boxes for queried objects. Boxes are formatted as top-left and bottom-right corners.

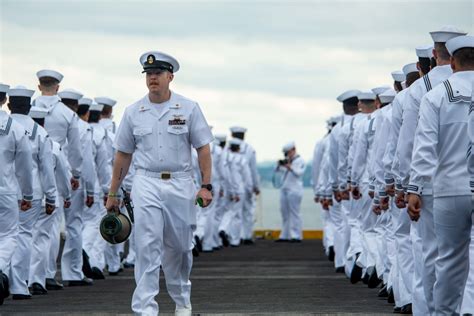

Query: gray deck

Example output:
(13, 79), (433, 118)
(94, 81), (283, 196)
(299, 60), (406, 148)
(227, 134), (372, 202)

(0, 240), (393, 315)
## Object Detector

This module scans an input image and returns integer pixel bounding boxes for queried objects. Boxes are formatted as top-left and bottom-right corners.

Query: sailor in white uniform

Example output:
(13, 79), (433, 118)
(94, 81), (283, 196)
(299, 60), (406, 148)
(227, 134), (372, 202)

(0, 83), (34, 305)
(106, 50), (214, 316)
(407, 35), (474, 315)
(7, 86), (57, 300)
(277, 142), (305, 242)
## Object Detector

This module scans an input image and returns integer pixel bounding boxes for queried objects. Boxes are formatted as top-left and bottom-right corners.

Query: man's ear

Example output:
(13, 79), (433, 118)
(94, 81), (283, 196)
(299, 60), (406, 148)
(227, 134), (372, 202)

(169, 72), (174, 83)
(450, 56), (456, 72)
(55, 85), (59, 93)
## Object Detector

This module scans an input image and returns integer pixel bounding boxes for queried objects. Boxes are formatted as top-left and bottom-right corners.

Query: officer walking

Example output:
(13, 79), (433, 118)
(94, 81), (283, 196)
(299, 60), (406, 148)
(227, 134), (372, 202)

(106, 51), (214, 316)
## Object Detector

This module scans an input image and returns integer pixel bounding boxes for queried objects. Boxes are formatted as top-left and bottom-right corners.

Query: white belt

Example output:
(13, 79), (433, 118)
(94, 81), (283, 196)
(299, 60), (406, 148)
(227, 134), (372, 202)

(136, 169), (192, 180)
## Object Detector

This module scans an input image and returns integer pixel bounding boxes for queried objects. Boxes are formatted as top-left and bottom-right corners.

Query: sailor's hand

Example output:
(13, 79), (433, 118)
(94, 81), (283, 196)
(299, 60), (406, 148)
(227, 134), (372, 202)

(20, 199), (32, 211)
(372, 204), (382, 215)
(368, 190), (375, 199)
(351, 187), (361, 200)
(197, 188), (213, 207)
(380, 196), (389, 210)
(254, 187), (261, 195)
(386, 184), (395, 197)
(105, 195), (120, 214)
(64, 198), (71, 209)
(234, 195), (240, 203)
(70, 177), (80, 191)
(333, 190), (342, 202)
(45, 202), (56, 215)
(340, 190), (350, 201)
(85, 195), (94, 208)
(314, 196), (320, 203)
(407, 193), (422, 222)
(395, 191), (406, 209)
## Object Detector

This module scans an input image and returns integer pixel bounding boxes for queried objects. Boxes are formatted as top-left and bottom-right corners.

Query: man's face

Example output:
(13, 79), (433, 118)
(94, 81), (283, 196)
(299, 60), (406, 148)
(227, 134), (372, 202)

(146, 70), (173, 94)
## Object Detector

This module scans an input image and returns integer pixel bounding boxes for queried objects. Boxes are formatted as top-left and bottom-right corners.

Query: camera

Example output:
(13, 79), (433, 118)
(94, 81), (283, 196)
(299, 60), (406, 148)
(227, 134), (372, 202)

(278, 159), (289, 166)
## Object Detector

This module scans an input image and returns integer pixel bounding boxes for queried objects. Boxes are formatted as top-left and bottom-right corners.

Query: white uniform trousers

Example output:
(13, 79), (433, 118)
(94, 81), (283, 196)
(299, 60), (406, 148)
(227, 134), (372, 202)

(329, 200), (349, 269)
(356, 190), (377, 270)
(460, 220), (474, 315)
(0, 194), (19, 272)
(418, 194), (437, 314)
(29, 206), (56, 287)
(321, 209), (335, 254)
(346, 198), (364, 261)
(373, 210), (389, 281)
(194, 206), (205, 240)
(214, 194), (231, 247)
(394, 207), (414, 306)
(433, 195), (473, 315)
(241, 191), (256, 240)
(383, 204), (396, 285)
(279, 189), (303, 240)
(131, 174), (195, 315)
(61, 187), (85, 281)
(9, 200), (42, 295)
(411, 220), (429, 315)
(202, 184), (221, 251)
(228, 198), (244, 246)
(82, 201), (106, 270)
(124, 227), (136, 265)
(46, 206), (63, 279)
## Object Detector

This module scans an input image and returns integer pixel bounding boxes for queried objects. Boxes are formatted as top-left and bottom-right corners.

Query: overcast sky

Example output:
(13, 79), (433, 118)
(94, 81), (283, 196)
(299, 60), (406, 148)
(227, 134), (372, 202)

(1, 0), (472, 161)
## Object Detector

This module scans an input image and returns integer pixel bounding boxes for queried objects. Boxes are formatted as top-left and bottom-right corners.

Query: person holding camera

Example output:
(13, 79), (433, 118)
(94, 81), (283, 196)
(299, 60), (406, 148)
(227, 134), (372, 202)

(276, 141), (306, 242)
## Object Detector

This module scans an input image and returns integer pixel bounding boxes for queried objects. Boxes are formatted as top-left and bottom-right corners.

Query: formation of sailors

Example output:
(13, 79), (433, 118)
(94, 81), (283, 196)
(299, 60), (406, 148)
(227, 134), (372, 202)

(313, 26), (474, 315)
(0, 68), (260, 306)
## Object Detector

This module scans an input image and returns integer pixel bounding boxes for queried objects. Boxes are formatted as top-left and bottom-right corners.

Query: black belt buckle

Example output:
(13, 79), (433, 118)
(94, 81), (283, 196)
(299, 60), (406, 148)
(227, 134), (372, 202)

(161, 172), (171, 180)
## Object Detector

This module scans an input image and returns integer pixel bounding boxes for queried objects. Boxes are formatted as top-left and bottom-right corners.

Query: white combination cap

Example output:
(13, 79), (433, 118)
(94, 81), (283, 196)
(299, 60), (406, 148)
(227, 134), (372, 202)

(358, 91), (376, 101)
(140, 51), (180, 73)
(391, 71), (406, 82)
(0, 83), (10, 93)
(430, 25), (467, 43)
(229, 138), (243, 146)
(415, 45), (434, 58)
(446, 35), (474, 56)
(59, 88), (83, 101)
(8, 85), (35, 98)
(371, 86), (391, 96)
(379, 89), (397, 104)
(230, 126), (247, 133)
(95, 97), (117, 107)
(214, 134), (227, 142)
(89, 101), (104, 112)
(78, 97), (92, 106)
(29, 106), (49, 119)
(282, 141), (296, 153)
(403, 63), (419, 75)
(336, 89), (361, 102)
(36, 69), (64, 82)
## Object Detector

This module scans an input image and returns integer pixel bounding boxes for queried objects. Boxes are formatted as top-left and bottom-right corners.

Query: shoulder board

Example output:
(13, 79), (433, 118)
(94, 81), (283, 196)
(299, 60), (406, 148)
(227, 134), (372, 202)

(423, 74), (432, 92)
(443, 80), (472, 103)
(0, 117), (13, 136)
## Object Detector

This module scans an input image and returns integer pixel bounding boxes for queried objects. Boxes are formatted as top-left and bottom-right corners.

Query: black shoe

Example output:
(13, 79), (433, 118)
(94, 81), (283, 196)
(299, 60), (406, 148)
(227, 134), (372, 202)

(335, 266), (345, 273)
(45, 278), (63, 290)
(82, 249), (93, 279)
(1, 271), (9, 301)
(367, 266), (382, 288)
(393, 306), (402, 313)
(230, 244), (240, 248)
(219, 231), (230, 247)
(192, 246), (199, 257)
(194, 236), (203, 253)
(0, 271), (5, 305)
(274, 238), (289, 243)
(91, 267), (105, 280)
(387, 287), (395, 304)
(378, 284), (388, 298)
(12, 294), (32, 300)
(213, 246), (222, 251)
(202, 249), (214, 253)
(362, 272), (369, 284)
(243, 239), (255, 245)
(30, 282), (47, 295)
(123, 262), (135, 268)
(328, 246), (335, 262)
(108, 268), (124, 276)
(290, 239), (302, 243)
(350, 254), (363, 284)
(66, 278), (93, 286)
(400, 303), (412, 314)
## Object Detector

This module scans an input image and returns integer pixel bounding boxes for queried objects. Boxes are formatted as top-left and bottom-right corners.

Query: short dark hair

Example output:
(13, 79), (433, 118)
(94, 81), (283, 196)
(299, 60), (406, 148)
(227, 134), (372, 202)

(394, 81), (403, 92)
(453, 47), (474, 68)
(39, 76), (60, 88)
(77, 104), (90, 116)
(101, 105), (113, 116)
(61, 98), (78, 112)
(232, 132), (245, 140)
(406, 72), (420, 87)
(418, 57), (431, 75)
(88, 110), (101, 123)
(0, 92), (6, 103)
(434, 42), (451, 61)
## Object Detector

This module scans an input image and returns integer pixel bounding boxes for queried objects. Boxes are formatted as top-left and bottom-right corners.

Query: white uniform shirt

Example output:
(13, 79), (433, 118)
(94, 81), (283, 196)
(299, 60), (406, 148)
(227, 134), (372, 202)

(351, 113), (376, 187)
(11, 114), (56, 203)
(228, 151), (250, 196)
(408, 71), (474, 197)
(328, 117), (346, 191)
(91, 123), (112, 196)
(338, 113), (365, 189)
(99, 118), (116, 134)
(115, 92), (213, 173)
(51, 141), (72, 204)
(397, 65), (453, 190)
(371, 105), (393, 196)
(279, 155), (306, 193)
(211, 142), (224, 188)
(33, 95), (83, 178)
(0, 110), (33, 200)
(77, 119), (96, 196)
(312, 137), (325, 197)
(241, 141), (260, 190)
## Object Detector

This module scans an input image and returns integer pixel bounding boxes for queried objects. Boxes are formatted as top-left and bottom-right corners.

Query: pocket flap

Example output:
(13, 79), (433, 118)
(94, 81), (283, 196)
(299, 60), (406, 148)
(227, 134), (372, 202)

(167, 125), (189, 135)
(133, 127), (153, 136)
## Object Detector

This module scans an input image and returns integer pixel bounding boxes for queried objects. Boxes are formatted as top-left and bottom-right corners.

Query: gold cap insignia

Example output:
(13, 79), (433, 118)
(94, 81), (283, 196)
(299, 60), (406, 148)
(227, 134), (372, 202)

(147, 55), (155, 64)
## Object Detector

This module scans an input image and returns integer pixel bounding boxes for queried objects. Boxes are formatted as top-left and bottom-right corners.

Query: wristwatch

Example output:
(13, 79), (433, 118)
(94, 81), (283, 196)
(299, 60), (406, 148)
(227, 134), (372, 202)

(201, 184), (213, 192)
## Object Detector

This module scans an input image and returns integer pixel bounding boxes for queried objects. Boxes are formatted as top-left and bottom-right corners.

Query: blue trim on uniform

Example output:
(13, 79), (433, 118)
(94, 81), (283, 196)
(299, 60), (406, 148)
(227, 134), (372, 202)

(0, 117), (12, 136)
(45, 198), (56, 205)
(423, 74), (432, 92)
(443, 80), (472, 103)
(29, 123), (39, 140)
(23, 195), (33, 201)
(385, 178), (395, 185)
